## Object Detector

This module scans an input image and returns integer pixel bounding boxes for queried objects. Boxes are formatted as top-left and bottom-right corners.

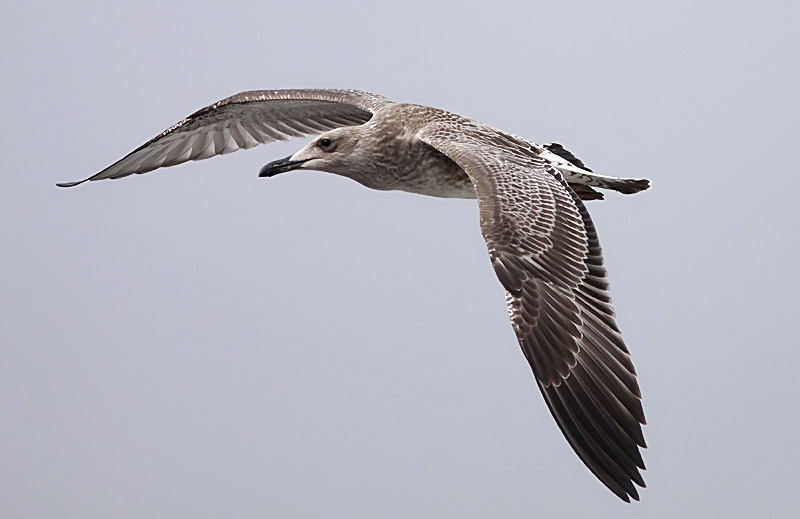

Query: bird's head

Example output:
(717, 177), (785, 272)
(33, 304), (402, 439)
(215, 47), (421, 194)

(259, 127), (361, 179)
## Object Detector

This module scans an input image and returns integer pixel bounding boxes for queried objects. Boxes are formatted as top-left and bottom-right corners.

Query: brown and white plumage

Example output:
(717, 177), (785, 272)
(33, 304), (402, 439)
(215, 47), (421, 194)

(59, 89), (650, 501)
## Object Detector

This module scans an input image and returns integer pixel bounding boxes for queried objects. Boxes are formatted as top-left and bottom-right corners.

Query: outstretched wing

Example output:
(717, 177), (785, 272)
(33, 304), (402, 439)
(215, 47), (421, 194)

(420, 122), (646, 502)
(58, 89), (393, 187)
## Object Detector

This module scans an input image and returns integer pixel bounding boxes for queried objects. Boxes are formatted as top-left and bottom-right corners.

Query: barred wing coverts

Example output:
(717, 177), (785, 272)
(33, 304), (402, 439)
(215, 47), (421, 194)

(419, 123), (647, 502)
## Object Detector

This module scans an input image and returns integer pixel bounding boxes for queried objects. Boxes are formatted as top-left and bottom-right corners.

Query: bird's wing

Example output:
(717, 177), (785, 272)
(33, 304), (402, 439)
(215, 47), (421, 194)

(58, 89), (393, 187)
(419, 122), (646, 502)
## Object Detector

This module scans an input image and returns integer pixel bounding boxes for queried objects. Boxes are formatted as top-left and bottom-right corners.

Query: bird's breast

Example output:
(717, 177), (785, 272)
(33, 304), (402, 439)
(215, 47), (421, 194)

(358, 137), (476, 199)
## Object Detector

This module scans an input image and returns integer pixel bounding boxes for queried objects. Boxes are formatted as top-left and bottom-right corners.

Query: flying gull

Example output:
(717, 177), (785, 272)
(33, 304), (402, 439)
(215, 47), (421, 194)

(59, 89), (651, 501)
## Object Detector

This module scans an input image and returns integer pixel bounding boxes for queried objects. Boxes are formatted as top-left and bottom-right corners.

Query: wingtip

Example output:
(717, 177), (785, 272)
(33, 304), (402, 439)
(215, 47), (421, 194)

(615, 483), (641, 503)
(56, 178), (90, 188)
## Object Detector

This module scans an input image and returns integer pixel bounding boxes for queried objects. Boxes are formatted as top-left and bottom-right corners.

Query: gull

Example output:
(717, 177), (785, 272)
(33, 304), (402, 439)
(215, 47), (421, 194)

(59, 89), (651, 501)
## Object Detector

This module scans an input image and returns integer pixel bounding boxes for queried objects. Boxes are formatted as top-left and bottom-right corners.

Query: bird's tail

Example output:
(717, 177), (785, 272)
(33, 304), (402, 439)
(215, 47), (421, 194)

(543, 142), (651, 195)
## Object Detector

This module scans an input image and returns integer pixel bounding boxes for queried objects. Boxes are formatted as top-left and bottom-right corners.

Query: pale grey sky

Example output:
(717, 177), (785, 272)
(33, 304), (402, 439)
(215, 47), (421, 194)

(2, 1), (798, 517)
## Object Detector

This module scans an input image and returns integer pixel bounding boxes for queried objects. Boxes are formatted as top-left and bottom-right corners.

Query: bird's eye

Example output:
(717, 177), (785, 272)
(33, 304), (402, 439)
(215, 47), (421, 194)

(318, 138), (333, 149)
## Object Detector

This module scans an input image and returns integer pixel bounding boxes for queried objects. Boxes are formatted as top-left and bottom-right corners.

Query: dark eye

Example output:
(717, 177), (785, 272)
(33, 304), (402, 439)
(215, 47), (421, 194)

(318, 138), (333, 149)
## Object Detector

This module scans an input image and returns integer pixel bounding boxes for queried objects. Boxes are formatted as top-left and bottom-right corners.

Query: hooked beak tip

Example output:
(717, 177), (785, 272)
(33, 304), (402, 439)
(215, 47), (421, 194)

(259, 156), (309, 178)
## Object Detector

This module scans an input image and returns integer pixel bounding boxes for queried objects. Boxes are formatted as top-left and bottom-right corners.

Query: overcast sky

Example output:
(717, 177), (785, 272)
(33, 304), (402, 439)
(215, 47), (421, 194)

(2, 1), (799, 518)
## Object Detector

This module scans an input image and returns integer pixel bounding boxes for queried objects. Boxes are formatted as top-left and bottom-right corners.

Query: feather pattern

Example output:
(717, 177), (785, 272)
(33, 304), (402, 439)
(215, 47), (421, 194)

(57, 89), (392, 187)
(419, 119), (646, 501)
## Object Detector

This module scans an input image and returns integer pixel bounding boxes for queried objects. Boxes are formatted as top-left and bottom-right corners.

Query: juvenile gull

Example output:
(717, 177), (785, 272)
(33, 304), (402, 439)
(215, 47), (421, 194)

(59, 89), (651, 501)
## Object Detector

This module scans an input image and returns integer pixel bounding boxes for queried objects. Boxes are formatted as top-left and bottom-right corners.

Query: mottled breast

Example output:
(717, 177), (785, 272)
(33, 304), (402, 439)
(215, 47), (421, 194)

(360, 105), (476, 199)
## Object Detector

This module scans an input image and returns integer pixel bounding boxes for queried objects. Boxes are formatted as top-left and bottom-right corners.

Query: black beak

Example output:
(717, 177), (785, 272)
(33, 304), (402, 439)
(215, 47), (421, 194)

(259, 156), (309, 178)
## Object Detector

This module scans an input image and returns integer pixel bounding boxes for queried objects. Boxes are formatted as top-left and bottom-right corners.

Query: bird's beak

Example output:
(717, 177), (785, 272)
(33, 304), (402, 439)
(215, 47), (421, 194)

(258, 156), (310, 177)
